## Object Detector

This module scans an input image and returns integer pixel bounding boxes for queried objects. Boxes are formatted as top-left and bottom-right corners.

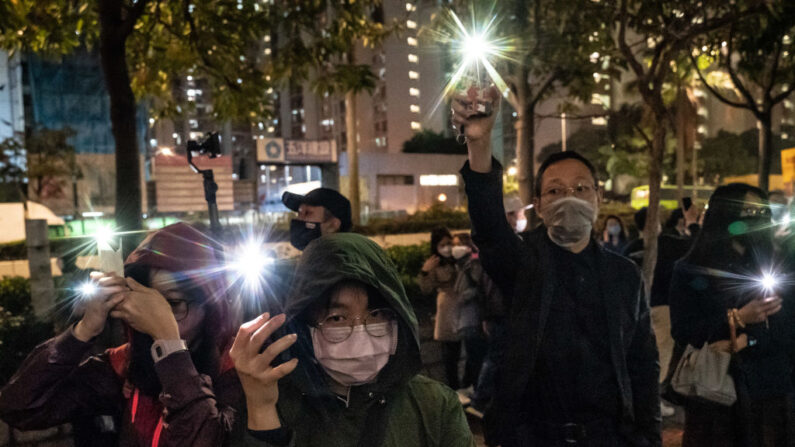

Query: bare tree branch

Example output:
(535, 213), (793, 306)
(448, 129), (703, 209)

(688, 53), (750, 109)
(724, 25), (763, 119)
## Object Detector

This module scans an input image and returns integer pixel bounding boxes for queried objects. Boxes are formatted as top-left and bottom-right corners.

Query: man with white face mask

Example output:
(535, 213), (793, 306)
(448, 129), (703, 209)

(452, 88), (661, 447)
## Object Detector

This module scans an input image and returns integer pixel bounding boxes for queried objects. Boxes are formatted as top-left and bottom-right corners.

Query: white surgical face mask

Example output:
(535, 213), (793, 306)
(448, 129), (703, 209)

(515, 218), (528, 233)
(311, 321), (398, 386)
(451, 245), (472, 260)
(542, 196), (596, 249)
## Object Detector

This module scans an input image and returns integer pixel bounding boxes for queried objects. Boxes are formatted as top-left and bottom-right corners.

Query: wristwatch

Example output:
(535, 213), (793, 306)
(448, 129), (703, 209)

(150, 339), (188, 362)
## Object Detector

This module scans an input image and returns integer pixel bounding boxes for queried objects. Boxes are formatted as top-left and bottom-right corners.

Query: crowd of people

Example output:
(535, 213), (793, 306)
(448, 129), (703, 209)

(0, 87), (793, 447)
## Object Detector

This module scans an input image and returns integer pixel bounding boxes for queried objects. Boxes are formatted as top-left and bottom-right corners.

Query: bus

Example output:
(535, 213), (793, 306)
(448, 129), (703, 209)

(630, 185), (715, 210)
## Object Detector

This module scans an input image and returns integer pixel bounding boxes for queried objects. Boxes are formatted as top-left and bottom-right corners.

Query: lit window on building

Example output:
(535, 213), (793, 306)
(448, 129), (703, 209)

(410, 104), (420, 113)
(409, 88), (420, 97)
(409, 70), (419, 80)
(411, 121), (422, 130)
(407, 20), (417, 29)
(407, 37), (418, 46)
(406, 2), (414, 11)
(420, 175), (458, 186)
(408, 54), (419, 63)
(264, 48), (272, 55)
(592, 117), (607, 126)
(189, 119), (199, 129)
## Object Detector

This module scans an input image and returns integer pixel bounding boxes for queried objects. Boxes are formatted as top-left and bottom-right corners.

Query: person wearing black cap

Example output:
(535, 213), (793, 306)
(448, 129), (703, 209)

(282, 188), (353, 251)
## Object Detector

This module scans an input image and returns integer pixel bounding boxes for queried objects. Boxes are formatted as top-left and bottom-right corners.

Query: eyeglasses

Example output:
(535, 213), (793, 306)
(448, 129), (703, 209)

(316, 308), (397, 343)
(541, 183), (598, 200)
(167, 299), (190, 321)
(740, 207), (771, 217)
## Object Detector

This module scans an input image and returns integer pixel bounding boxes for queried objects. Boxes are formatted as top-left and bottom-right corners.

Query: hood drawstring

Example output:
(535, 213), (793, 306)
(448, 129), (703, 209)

(130, 387), (164, 447)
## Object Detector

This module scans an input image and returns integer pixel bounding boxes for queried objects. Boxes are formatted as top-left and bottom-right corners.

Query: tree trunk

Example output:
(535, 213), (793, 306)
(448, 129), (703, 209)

(675, 87), (686, 202)
(98, 0), (143, 232)
(25, 219), (54, 321)
(758, 112), (773, 192)
(345, 90), (360, 225)
(642, 115), (666, 299)
(515, 67), (536, 223)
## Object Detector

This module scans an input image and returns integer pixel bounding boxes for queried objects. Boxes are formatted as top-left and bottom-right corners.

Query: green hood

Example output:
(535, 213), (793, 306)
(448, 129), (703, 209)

(282, 233), (422, 396)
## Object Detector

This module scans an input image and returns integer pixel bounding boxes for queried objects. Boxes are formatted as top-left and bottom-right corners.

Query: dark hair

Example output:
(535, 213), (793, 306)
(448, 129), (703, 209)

(684, 183), (771, 267)
(664, 208), (684, 231)
(534, 151), (599, 198)
(430, 227), (453, 256)
(634, 207), (648, 232)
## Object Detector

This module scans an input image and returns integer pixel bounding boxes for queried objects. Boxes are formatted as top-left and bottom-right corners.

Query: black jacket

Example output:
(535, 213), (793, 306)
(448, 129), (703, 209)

(461, 159), (661, 446)
(669, 258), (795, 400)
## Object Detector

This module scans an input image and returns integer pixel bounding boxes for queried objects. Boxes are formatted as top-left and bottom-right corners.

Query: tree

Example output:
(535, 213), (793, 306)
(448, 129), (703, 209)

(600, 0), (757, 287)
(25, 127), (81, 201)
(690, 2), (795, 191)
(268, 1), (397, 226)
(0, 135), (27, 202)
(0, 1), (275, 231)
(403, 130), (465, 155)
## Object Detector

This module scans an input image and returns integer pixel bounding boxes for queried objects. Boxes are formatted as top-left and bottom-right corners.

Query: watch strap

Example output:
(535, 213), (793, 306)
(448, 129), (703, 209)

(150, 339), (188, 362)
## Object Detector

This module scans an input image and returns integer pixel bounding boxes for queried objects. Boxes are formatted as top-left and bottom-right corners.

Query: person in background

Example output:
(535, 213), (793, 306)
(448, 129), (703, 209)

(231, 233), (474, 446)
(256, 188), (354, 318)
(282, 188), (352, 251)
(663, 209), (687, 237)
(418, 227), (464, 391)
(450, 232), (489, 405)
(0, 223), (243, 447)
(669, 183), (794, 447)
(601, 214), (629, 254)
(504, 194), (530, 233)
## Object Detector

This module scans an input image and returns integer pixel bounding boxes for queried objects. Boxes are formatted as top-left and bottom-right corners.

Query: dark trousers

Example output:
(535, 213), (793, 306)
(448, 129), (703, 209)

(441, 341), (462, 390)
(683, 395), (795, 447)
(472, 320), (507, 411)
(440, 331), (488, 390)
(502, 420), (631, 447)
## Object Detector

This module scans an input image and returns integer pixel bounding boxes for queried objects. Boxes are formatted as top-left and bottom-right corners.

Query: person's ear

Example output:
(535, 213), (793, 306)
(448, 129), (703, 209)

(322, 217), (341, 235)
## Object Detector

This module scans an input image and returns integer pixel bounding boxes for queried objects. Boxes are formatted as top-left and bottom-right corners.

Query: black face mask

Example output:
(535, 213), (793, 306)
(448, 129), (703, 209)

(290, 219), (322, 250)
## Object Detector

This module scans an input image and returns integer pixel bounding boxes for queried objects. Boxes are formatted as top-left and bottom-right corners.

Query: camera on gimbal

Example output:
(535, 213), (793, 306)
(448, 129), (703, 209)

(187, 132), (221, 159)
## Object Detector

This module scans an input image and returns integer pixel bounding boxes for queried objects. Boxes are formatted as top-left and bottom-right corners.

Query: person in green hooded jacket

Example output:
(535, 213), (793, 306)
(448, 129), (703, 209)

(230, 233), (475, 447)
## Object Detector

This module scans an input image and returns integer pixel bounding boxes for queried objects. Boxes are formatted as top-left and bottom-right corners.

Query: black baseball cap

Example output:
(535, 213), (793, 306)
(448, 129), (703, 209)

(282, 188), (353, 231)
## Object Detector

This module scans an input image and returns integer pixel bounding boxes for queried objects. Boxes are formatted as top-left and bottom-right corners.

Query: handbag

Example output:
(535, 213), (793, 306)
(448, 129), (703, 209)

(671, 343), (737, 406)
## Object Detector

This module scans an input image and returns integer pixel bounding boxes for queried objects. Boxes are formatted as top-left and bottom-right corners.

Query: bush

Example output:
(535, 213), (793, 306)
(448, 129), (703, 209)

(0, 277), (54, 385)
(358, 205), (470, 236)
(384, 242), (435, 322)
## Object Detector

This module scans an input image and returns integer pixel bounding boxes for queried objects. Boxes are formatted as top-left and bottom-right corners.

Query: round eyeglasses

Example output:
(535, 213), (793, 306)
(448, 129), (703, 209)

(315, 308), (397, 343)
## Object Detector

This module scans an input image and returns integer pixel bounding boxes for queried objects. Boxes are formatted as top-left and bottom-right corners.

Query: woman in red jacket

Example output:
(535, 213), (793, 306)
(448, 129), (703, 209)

(0, 222), (243, 446)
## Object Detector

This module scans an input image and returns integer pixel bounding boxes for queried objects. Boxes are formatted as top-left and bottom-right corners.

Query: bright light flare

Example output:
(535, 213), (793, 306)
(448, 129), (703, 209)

(428, 8), (517, 117)
(758, 271), (779, 293)
(78, 281), (98, 299)
(227, 238), (275, 292)
(94, 226), (115, 249)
